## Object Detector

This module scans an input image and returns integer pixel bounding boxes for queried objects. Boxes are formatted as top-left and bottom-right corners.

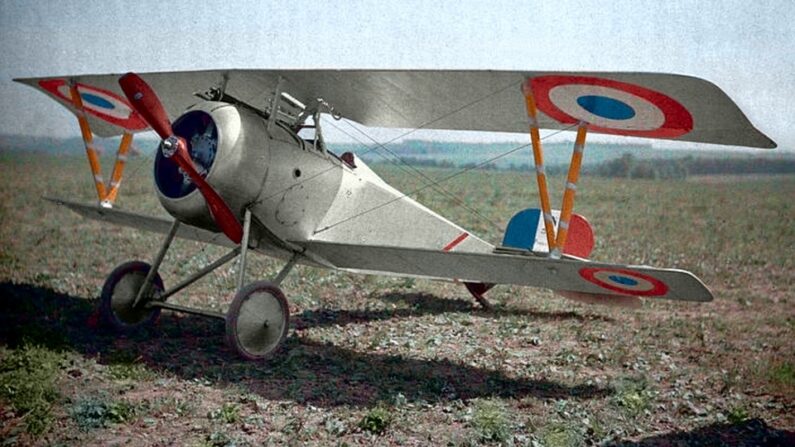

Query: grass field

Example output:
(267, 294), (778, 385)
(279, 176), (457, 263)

(1, 152), (793, 446)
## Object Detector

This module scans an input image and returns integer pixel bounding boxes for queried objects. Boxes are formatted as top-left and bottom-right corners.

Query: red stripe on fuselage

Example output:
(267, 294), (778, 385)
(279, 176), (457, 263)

(442, 232), (469, 252)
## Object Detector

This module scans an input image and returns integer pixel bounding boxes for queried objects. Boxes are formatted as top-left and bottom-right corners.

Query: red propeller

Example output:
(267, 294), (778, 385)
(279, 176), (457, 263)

(119, 73), (243, 244)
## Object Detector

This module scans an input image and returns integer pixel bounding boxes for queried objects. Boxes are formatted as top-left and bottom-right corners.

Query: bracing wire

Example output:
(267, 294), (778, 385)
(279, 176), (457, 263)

(323, 118), (505, 231)
(313, 124), (579, 234)
(256, 79), (523, 203)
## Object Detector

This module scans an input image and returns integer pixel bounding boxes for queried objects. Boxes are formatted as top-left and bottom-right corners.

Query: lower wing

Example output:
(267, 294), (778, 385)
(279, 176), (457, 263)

(299, 241), (713, 302)
(48, 197), (712, 302)
(46, 197), (235, 248)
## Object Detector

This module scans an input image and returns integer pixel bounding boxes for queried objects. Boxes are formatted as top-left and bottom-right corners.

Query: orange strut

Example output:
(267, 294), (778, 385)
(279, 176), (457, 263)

(69, 82), (106, 202)
(104, 132), (133, 205)
(521, 82), (557, 250)
(553, 123), (588, 257)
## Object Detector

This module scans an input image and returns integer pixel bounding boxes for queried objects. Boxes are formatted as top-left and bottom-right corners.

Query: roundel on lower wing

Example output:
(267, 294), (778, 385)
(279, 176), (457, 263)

(529, 75), (693, 138)
(579, 267), (669, 297)
(38, 79), (147, 130)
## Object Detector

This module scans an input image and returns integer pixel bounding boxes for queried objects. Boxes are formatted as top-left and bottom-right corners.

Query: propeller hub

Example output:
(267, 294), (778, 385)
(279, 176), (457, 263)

(161, 135), (180, 158)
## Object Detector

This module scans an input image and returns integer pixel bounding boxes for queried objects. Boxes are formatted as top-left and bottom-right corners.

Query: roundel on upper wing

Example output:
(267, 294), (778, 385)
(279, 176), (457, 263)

(579, 267), (669, 297)
(38, 79), (147, 130)
(529, 75), (693, 138)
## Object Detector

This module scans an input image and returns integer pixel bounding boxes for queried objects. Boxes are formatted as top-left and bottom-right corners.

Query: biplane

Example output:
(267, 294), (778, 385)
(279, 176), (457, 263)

(15, 70), (775, 360)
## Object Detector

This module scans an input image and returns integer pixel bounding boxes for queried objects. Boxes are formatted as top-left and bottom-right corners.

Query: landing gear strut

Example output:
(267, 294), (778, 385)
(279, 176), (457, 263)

(97, 209), (300, 361)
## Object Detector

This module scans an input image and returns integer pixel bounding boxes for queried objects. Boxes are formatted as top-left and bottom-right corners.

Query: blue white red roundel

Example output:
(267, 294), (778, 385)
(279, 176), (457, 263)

(579, 267), (669, 297)
(39, 79), (147, 130)
(529, 75), (693, 138)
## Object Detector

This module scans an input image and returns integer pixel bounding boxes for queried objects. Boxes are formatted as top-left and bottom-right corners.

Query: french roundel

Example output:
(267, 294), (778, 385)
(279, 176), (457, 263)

(579, 267), (669, 297)
(38, 79), (147, 130)
(529, 75), (693, 138)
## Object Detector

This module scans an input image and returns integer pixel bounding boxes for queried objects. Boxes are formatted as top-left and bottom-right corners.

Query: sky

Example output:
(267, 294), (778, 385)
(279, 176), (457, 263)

(0, 0), (793, 149)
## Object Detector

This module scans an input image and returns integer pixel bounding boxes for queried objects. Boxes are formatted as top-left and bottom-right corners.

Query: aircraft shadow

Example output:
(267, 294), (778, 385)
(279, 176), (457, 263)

(608, 418), (794, 446)
(294, 290), (614, 330)
(0, 281), (610, 408)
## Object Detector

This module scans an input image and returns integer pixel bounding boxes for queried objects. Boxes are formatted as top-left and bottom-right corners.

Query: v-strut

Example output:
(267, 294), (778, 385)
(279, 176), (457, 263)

(521, 81), (589, 259)
(68, 80), (134, 208)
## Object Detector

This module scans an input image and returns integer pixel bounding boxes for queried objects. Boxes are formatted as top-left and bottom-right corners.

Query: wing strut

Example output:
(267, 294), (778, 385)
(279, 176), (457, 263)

(67, 80), (134, 208)
(521, 80), (589, 259)
(521, 83), (557, 251)
(553, 123), (588, 258)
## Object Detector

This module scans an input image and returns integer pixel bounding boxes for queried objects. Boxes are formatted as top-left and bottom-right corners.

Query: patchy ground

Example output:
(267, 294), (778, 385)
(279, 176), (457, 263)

(1, 152), (793, 446)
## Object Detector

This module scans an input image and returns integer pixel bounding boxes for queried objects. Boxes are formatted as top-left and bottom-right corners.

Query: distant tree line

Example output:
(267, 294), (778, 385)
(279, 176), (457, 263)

(588, 153), (795, 179)
(366, 153), (795, 179)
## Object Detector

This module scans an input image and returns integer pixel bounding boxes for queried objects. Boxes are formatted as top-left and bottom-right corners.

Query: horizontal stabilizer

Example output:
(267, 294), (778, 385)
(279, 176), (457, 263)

(45, 197), (234, 248)
(300, 240), (713, 303)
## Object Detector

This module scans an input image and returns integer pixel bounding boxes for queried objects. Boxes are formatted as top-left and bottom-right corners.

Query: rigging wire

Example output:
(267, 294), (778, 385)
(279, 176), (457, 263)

(323, 118), (504, 231)
(313, 124), (578, 235)
(256, 79), (523, 203)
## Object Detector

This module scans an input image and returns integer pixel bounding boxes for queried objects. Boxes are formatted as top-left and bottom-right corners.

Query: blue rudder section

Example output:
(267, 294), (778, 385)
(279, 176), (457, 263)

(502, 208), (541, 250)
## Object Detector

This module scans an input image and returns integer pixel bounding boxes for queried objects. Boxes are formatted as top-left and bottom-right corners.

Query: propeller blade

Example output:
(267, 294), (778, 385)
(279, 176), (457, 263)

(167, 137), (243, 244)
(119, 73), (173, 139)
(118, 73), (243, 244)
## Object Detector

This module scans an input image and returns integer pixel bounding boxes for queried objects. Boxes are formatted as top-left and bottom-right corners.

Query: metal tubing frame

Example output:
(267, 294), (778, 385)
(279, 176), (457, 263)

(133, 219), (180, 308)
(551, 123), (588, 259)
(131, 208), (300, 320)
(521, 82), (557, 251)
(272, 252), (300, 286)
(147, 301), (226, 320)
(158, 247), (241, 302)
(237, 209), (253, 292)
(267, 76), (285, 132)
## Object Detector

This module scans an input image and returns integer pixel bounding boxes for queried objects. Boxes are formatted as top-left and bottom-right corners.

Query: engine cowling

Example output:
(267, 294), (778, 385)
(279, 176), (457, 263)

(154, 101), (270, 230)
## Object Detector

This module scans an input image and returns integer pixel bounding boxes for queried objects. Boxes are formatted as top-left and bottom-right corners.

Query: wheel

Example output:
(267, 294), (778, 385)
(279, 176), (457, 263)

(99, 261), (163, 331)
(226, 281), (290, 361)
(465, 282), (495, 309)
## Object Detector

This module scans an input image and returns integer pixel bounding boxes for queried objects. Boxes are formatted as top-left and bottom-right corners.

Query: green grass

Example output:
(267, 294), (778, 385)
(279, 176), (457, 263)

(208, 402), (241, 424)
(358, 405), (392, 435)
(69, 395), (142, 431)
(767, 361), (795, 388)
(611, 377), (655, 417)
(471, 398), (512, 443)
(539, 422), (584, 447)
(105, 350), (157, 382)
(0, 344), (64, 437)
(727, 406), (750, 424)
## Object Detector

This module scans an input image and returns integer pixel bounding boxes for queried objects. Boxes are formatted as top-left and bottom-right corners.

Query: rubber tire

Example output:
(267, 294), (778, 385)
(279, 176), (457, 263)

(99, 261), (163, 332)
(226, 281), (290, 361)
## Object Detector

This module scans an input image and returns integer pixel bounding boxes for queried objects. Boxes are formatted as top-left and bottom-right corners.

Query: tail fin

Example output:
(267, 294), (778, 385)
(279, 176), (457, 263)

(502, 208), (594, 258)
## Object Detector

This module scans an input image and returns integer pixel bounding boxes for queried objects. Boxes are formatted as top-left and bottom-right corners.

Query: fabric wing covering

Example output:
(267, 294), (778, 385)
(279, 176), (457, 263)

(16, 69), (775, 148)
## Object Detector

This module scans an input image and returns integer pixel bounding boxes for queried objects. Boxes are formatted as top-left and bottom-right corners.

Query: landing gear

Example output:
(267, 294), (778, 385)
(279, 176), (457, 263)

(100, 260), (163, 331)
(226, 281), (289, 360)
(97, 210), (300, 360)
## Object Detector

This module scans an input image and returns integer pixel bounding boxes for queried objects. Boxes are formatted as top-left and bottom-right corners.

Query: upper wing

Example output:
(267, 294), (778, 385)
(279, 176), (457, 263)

(300, 240), (713, 302)
(16, 69), (775, 148)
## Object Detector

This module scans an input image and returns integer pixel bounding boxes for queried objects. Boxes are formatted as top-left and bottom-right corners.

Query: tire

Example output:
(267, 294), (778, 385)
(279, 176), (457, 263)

(99, 261), (163, 332)
(225, 281), (290, 361)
